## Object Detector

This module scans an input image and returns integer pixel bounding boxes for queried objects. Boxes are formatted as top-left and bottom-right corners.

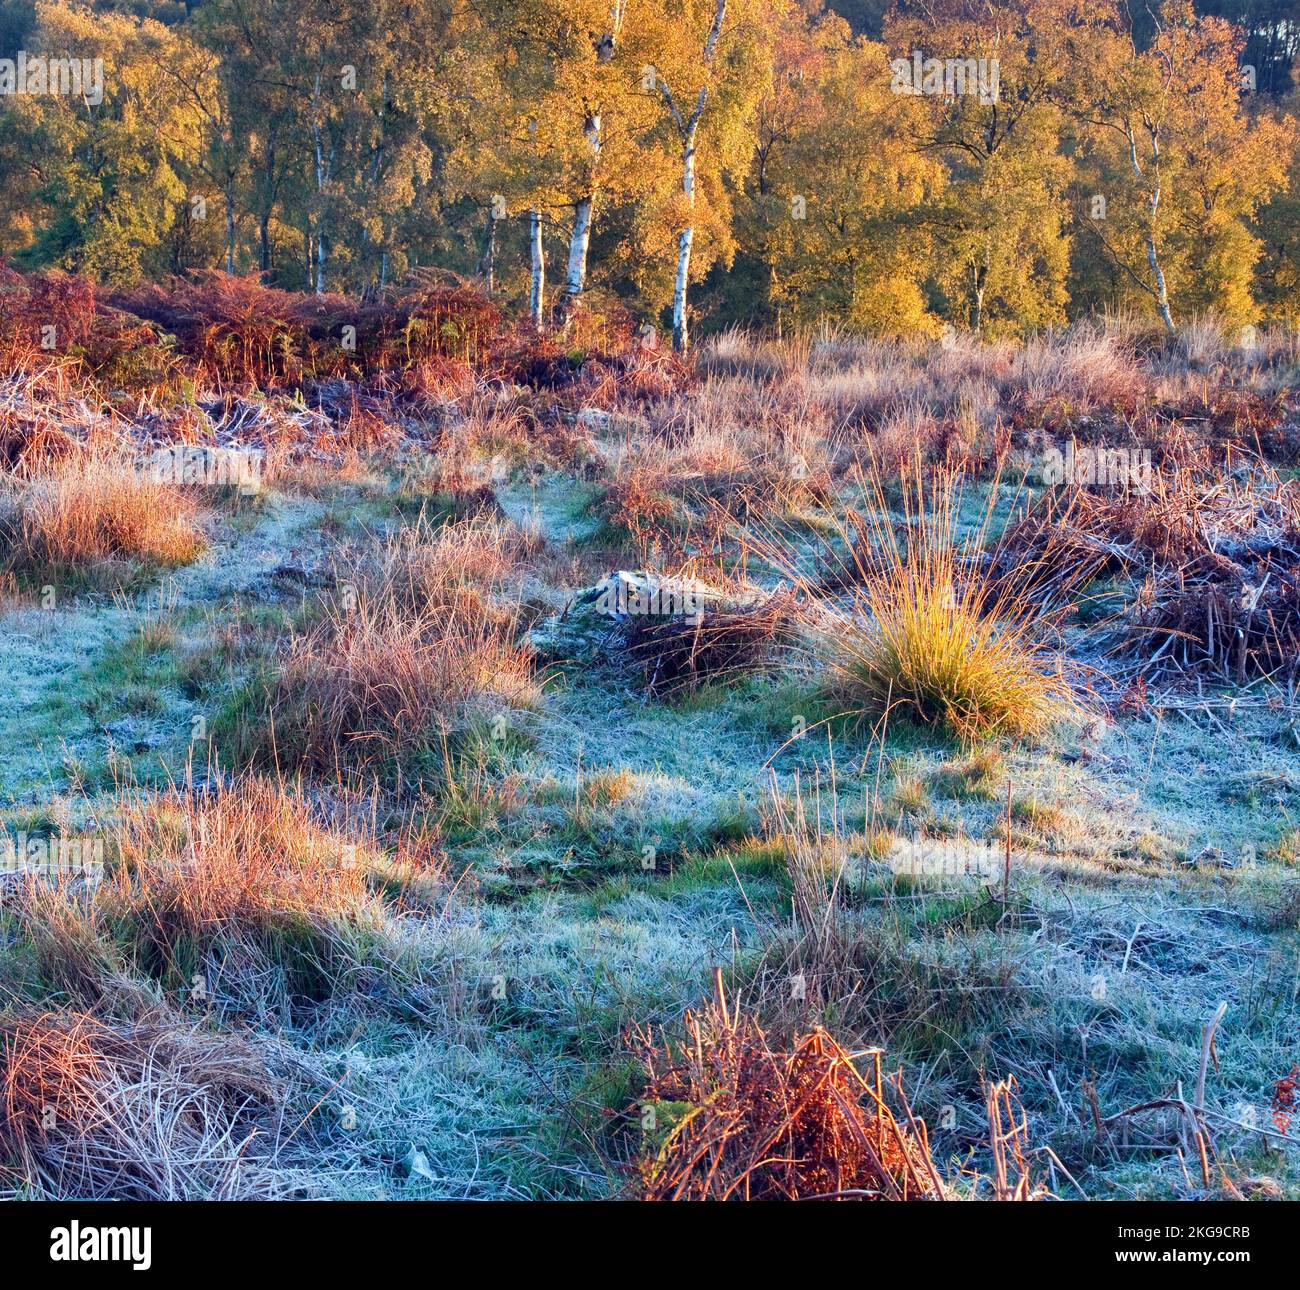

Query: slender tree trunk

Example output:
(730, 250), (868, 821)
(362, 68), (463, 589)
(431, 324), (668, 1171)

(258, 133), (277, 275)
(1128, 120), (1176, 336)
(672, 229), (695, 352)
(1145, 164), (1174, 335)
(529, 207), (545, 329)
(361, 73), (389, 295)
(225, 193), (236, 274)
(480, 207), (497, 294)
(315, 232), (328, 296)
(665, 0), (727, 353)
(564, 194), (594, 315)
(1146, 227), (1175, 335)
(971, 246), (990, 333)
(562, 108), (603, 318)
(559, 7), (628, 319)
(311, 71), (332, 296)
(672, 123), (699, 352)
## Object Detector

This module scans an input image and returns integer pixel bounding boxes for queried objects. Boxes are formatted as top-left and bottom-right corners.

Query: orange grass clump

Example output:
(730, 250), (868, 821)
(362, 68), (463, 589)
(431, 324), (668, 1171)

(819, 464), (1074, 742)
(1, 447), (205, 579)
(103, 776), (383, 986)
(4, 775), (409, 1009)
(244, 517), (535, 772)
(633, 970), (946, 1201)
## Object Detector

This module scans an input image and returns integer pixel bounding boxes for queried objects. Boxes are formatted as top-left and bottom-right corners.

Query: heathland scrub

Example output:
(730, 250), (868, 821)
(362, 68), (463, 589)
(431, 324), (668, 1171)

(3, 321), (1300, 1199)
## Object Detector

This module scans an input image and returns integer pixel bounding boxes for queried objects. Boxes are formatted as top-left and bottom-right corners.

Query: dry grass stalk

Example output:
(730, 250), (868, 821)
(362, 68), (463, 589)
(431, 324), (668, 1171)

(986, 1078), (1048, 1200)
(634, 969), (946, 1201)
(767, 772), (857, 1002)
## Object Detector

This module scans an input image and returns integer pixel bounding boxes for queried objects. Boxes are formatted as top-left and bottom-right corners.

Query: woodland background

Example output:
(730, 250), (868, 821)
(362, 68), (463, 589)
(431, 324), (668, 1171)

(0, 0), (1297, 344)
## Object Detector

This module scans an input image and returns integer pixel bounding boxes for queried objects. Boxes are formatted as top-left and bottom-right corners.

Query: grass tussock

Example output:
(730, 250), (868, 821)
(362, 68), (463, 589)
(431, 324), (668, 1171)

(236, 517), (536, 773)
(107, 777), (382, 972)
(812, 467), (1074, 742)
(93, 775), (384, 998)
(2, 769), (444, 1024)
(0, 448), (205, 584)
(0, 1009), (290, 1199)
(2, 777), (392, 1006)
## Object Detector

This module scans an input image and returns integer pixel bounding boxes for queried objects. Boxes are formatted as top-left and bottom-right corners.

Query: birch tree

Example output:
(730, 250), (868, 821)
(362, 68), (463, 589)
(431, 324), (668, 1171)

(0, 2), (208, 281)
(744, 17), (943, 334)
(647, 0), (772, 350)
(884, 0), (1111, 337)
(1079, 0), (1295, 331)
(475, 0), (665, 323)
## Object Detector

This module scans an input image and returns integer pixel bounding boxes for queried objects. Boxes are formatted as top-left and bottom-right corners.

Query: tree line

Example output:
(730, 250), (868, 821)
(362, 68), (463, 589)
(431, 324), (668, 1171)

(0, 0), (1296, 345)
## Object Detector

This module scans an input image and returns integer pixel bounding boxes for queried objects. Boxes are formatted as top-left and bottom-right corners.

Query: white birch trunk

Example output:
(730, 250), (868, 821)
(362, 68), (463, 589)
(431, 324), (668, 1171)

(311, 70), (332, 296)
(564, 195), (594, 313)
(666, 0), (727, 353)
(1128, 118), (1176, 336)
(563, 110), (601, 317)
(480, 207), (496, 294)
(671, 135), (697, 351)
(530, 207), (545, 329)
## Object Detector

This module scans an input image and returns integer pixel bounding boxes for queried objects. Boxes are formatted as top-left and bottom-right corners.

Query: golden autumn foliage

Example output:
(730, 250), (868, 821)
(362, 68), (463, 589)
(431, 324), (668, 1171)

(0, 0), (1294, 337)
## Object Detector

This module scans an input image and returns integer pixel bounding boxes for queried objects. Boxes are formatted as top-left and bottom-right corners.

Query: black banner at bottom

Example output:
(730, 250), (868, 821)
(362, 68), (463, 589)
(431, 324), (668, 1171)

(0, 1199), (1291, 1276)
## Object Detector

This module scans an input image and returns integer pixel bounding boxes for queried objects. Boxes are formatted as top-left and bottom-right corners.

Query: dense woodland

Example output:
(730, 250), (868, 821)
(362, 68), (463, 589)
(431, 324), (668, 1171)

(0, 0), (1297, 344)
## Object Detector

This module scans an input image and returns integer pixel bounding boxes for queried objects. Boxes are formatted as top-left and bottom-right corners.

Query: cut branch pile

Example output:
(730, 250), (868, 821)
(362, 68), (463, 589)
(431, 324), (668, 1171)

(622, 592), (793, 695)
(994, 466), (1300, 681)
